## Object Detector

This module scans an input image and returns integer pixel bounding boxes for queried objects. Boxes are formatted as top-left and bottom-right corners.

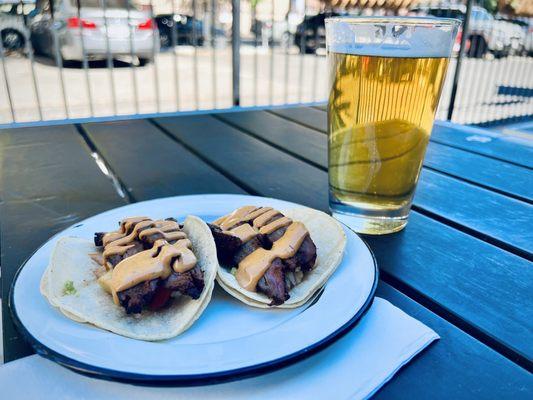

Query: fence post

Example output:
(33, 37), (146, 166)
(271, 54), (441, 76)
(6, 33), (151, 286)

(232, 0), (241, 106)
(447, 0), (473, 121)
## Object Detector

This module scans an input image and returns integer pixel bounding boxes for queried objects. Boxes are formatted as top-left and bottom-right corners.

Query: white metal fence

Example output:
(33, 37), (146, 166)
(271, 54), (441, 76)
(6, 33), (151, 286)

(0, 0), (532, 125)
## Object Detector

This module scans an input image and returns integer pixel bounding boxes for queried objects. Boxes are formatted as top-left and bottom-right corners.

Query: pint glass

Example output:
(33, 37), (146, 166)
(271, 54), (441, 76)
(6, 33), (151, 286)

(326, 17), (459, 234)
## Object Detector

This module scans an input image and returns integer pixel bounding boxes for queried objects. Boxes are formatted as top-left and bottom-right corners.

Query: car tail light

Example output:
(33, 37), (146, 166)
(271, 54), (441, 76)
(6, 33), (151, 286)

(456, 29), (462, 44)
(137, 19), (153, 30)
(67, 17), (97, 29)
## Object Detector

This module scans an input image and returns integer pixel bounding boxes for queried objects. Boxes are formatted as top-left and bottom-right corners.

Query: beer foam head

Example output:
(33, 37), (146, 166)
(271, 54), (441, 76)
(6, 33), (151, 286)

(326, 17), (460, 58)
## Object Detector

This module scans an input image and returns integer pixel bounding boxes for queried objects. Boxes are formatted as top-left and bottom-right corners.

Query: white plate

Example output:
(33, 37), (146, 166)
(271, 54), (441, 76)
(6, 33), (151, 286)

(10, 194), (378, 384)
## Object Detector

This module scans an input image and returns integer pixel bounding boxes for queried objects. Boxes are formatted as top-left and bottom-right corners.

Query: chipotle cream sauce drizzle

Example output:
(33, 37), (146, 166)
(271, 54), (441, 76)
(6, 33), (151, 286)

(252, 209), (281, 228)
(102, 216), (150, 246)
(236, 222), (309, 292)
(259, 217), (292, 234)
(109, 238), (197, 304)
(101, 218), (183, 270)
(214, 206), (310, 292)
(214, 206), (293, 242)
(214, 207), (250, 230)
(229, 224), (258, 243)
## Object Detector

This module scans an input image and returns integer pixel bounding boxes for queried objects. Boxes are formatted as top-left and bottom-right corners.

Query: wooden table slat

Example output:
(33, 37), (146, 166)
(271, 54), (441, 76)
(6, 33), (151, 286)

(423, 141), (533, 202)
(82, 120), (247, 201)
(269, 107), (328, 132)
(153, 115), (328, 211)
(216, 111), (327, 168)
(416, 169), (533, 258)
(0, 125), (127, 362)
(366, 212), (533, 366)
(375, 283), (532, 399)
(430, 122), (533, 170)
(275, 106), (533, 201)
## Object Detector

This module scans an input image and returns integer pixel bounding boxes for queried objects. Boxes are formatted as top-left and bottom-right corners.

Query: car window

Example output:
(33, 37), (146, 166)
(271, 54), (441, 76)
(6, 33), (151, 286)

(428, 8), (444, 17)
(448, 10), (464, 20)
(472, 9), (493, 21)
(0, 2), (35, 15)
(424, 8), (464, 21)
(68, 0), (138, 9)
(0, 4), (15, 14)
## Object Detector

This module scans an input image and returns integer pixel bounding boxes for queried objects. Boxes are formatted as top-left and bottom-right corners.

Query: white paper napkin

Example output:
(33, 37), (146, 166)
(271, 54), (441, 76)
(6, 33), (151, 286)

(0, 298), (438, 399)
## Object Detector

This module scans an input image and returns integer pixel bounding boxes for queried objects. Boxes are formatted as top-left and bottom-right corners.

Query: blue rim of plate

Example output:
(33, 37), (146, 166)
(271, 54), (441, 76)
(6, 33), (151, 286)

(9, 226), (378, 386)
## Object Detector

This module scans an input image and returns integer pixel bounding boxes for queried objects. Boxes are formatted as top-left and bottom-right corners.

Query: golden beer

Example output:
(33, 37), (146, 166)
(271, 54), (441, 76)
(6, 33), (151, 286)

(326, 17), (458, 234)
(328, 54), (449, 222)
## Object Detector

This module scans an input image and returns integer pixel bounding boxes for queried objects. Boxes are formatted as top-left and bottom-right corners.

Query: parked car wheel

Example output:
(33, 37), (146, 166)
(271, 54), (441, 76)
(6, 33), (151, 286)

(492, 50), (509, 59)
(159, 33), (171, 48)
(1, 28), (25, 52)
(138, 57), (153, 66)
(466, 35), (488, 58)
(298, 40), (315, 54)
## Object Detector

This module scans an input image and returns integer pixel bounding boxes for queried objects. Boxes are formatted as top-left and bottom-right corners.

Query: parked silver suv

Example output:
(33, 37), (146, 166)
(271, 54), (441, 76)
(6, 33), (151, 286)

(29, 0), (158, 65)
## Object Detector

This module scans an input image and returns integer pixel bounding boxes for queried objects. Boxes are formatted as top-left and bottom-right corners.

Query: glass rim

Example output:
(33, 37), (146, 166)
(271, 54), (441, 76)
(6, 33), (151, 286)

(325, 16), (461, 27)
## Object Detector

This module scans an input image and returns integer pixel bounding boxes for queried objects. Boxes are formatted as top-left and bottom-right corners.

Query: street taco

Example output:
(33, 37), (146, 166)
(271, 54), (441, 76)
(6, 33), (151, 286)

(40, 215), (217, 340)
(209, 206), (346, 308)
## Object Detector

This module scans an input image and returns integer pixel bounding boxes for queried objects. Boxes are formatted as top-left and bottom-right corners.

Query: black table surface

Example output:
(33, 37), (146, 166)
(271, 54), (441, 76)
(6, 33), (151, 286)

(1, 106), (531, 398)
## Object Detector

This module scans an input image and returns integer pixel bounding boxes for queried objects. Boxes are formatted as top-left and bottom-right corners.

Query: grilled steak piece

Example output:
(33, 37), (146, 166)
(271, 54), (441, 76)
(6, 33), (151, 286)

(163, 264), (204, 299)
(208, 223), (243, 266)
(106, 240), (145, 268)
(117, 278), (159, 314)
(95, 218), (178, 248)
(94, 232), (105, 247)
(233, 236), (264, 265)
(254, 237), (315, 304)
(254, 229), (316, 303)
(141, 231), (169, 248)
(117, 264), (206, 314)
(264, 225), (288, 247)
(257, 258), (289, 305)
(283, 236), (317, 272)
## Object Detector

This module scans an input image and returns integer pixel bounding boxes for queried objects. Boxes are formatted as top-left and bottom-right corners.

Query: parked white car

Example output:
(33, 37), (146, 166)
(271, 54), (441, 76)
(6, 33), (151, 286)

(29, 0), (158, 65)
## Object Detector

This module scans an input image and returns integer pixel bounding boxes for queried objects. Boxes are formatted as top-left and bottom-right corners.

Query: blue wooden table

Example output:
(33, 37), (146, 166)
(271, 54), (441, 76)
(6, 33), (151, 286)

(1, 106), (532, 398)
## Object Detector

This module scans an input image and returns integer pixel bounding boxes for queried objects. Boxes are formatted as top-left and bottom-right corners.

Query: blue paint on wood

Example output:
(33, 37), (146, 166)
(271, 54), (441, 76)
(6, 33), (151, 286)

(82, 120), (246, 200)
(366, 212), (533, 365)
(432, 121), (533, 169)
(375, 283), (533, 399)
(0, 124), (127, 362)
(415, 169), (533, 257)
(154, 114), (329, 212)
(423, 142), (533, 202)
(216, 111), (327, 168)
